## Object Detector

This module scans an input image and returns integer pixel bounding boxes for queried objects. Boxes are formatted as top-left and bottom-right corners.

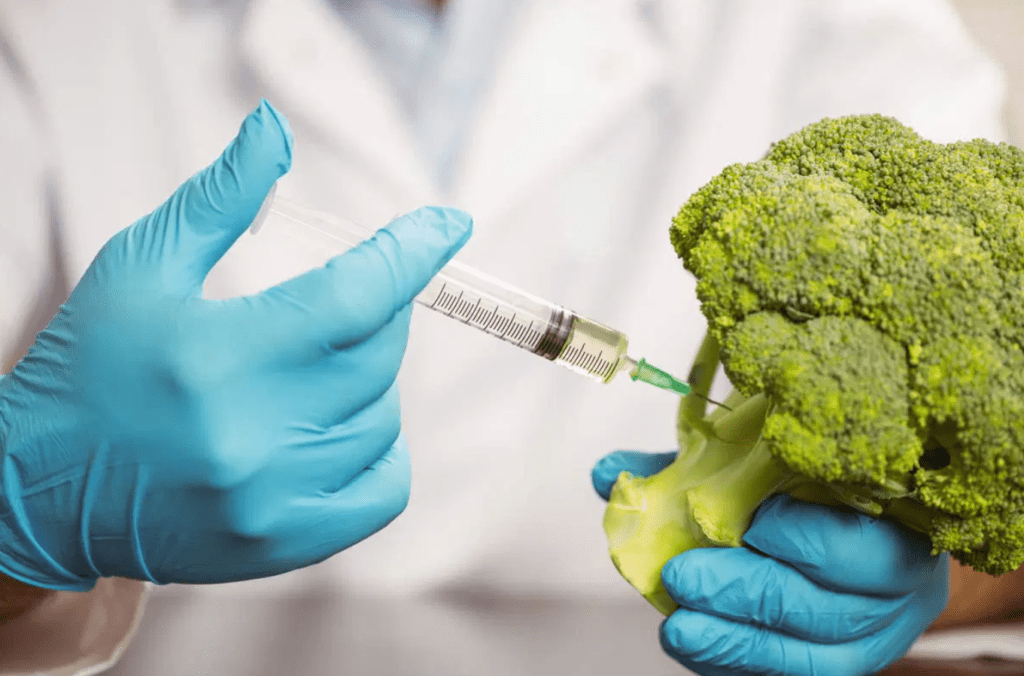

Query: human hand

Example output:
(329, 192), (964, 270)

(0, 101), (472, 590)
(593, 451), (949, 676)
(0, 572), (53, 622)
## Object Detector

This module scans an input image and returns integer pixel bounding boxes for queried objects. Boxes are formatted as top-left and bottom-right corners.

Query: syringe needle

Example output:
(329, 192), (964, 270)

(690, 392), (733, 410)
(627, 358), (733, 410)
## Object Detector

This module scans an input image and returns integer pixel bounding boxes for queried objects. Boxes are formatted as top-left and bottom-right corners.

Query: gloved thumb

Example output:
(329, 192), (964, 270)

(592, 451), (677, 500)
(135, 99), (292, 293)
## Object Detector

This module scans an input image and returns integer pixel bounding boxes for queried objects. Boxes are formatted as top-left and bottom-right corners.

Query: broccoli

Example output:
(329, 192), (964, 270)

(603, 114), (1024, 615)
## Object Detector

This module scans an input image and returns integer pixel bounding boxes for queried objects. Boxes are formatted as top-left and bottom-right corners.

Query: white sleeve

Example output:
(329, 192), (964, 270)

(0, 580), (149, 676)
(0, 18), (150, 676)
(0, 20), (54, 368)
(779, 0), (1007, 143)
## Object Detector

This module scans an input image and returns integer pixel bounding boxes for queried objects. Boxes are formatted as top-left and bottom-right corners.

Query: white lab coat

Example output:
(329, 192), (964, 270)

(0, 0), (1007, 673)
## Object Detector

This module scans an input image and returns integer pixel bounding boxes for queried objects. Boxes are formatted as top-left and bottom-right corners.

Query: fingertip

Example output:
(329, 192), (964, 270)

(659, 616), (686, 659)
(383, 206), (473, 267)
(352, 206), (473, 316)
(255, 99), (295, 171)
(590, 452), (626, 500)
(229, 100), (293, 183)
(142, 101), (298, 292)
(659, 550), (691, 599)
(422, 206), (474, 250)
(659, 609), (711, 661)
(177, 100), (294, 246)
(592, 451), (677, 500)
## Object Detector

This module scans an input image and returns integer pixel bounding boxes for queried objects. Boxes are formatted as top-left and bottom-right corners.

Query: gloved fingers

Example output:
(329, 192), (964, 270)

(167, 391), (404, 583)
(246, 305), (412, 426)
(203, 415), (410, 575)
(321, 206), (472, 344)
(742, 494), (939, 596)
(281, 384), (403, 492)
(240, 206), (471, 354)
(661, 571), (948, 676)
(137, 100), (293, 292)
(291, 430), (412, 562)
(591, 450), (677, 500)
(660, 608), (883, 676)
(661, 546), (911, 643)
(316, 312), (411, 420)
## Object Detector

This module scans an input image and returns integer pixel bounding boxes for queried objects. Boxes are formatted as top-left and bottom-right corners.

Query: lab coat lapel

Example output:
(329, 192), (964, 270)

(239, 0), (433, 200)
(455, 0), (669, 218)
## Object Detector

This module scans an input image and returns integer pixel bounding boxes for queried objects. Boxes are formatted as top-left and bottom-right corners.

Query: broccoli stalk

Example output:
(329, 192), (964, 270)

(605, 336), (794, 613)
(604, 114), (1024, 614)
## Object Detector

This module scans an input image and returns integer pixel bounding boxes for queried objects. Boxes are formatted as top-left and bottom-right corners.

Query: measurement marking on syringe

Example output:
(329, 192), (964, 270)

(489, 314), (509, 334)
(498, 314), (515, 336)
(429, 285), (542, 349)
(561, 342), (615, 378)
(470, 303), (486, 324)
(429, 284), (448, 310)
(488, 313), (512, 336)
(464, 299), (480, 322)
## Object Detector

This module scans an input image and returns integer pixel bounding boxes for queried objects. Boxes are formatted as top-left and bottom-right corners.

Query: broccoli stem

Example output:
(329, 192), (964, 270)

(604, 390), (774, 613)
(603, 450), (716, 615)
(710, 392), (769, 445)
(882, 496), (935, 535)
(679, 332), (722, 434)
(687, 439), (792, 546)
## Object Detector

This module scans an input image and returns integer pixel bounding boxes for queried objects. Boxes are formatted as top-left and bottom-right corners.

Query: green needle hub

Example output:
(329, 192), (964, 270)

(630, 358), (692, 396)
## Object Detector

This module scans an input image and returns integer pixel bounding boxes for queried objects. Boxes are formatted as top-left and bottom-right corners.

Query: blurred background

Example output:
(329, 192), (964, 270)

(90, 3), (1024, 676)
(952, 0), (1024, 146)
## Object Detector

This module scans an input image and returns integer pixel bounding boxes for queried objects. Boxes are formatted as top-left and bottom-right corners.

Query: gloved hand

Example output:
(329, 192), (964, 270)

(593, 451), (949, 676)
(0, 101), (472, 591)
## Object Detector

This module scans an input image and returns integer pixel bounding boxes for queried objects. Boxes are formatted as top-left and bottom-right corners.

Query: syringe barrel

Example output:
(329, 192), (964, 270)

(256, 196), (629, 382)
(417, 261), (573, 361)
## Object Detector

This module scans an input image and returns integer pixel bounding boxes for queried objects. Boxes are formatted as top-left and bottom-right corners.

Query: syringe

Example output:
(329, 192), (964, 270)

(251, 193), (720, 403)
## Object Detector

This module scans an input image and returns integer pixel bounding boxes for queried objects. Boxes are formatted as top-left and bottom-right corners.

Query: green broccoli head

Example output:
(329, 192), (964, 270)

(604, 115), (1024, 614)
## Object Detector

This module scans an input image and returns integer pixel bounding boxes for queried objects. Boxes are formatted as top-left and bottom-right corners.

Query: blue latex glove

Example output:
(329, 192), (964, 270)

(593, 451), (949, 676)
(0, 101), (473, 591)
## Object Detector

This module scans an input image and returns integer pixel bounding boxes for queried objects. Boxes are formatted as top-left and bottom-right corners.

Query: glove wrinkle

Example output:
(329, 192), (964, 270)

(77, 439), (108, 580)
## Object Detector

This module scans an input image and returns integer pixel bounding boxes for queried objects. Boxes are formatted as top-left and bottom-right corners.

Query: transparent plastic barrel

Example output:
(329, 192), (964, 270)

(254, 196), (631, 382)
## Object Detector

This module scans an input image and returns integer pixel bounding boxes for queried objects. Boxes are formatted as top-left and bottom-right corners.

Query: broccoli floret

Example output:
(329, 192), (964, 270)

(603, 115), (1024, 614)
